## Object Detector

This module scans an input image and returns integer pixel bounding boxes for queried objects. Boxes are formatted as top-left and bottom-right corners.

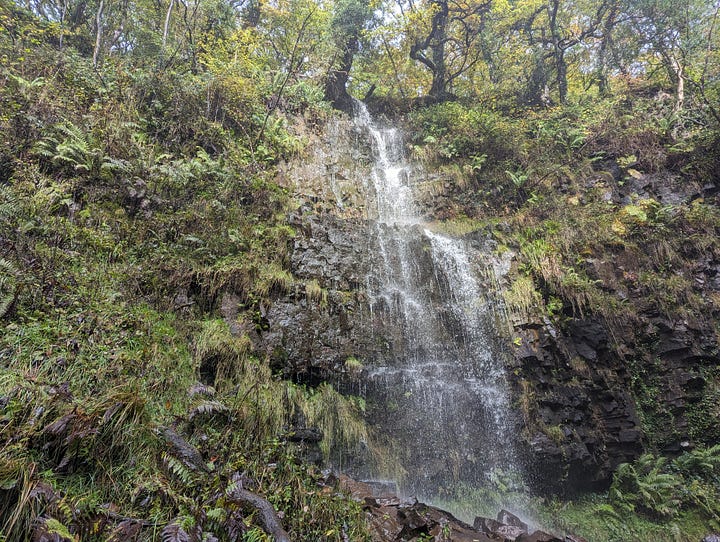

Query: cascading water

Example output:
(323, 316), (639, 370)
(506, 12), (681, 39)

(351, 101), (519, 499)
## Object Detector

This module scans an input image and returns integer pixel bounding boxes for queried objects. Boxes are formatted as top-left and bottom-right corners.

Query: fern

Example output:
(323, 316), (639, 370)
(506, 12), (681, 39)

(162, 453), (199, 486)
(34, 122), (108, 177)
(162, 521), (192, 542)
(611, 454), (683, 518)
(505, 168), (529, 188)
(674, 444), (720, 475)
(0, 258), (18, 318)
(188, 382), (216, 398)
(162, 517), (204, 542)
(188, 400), (230, 421)
(0, 185), (20, 222)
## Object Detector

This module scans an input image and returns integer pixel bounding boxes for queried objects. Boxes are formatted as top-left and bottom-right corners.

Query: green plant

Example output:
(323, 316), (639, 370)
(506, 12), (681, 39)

(609, 449), (720, 522)
(344, 356), (364, 376)
(305, 278), (328, 306)
(34, 122), (110, 179)
(506, 168), (529, 188)
(0, 258), (17, 318)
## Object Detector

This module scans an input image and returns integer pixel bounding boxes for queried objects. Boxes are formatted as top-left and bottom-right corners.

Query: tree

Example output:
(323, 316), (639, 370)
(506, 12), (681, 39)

(324, 0), (373, 111)
(404, 0), (491, 100)
(520, 0), (610, 104)
(630, 0), (720, 117)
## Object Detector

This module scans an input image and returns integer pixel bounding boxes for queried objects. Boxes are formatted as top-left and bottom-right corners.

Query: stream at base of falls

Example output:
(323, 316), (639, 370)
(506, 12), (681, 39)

(342, 101), (523, 502)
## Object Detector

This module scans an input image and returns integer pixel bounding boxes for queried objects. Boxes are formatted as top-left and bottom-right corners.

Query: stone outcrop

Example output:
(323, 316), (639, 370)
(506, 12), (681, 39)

(505, 164), (720, 493)
(259, 114), (720, 495)
(512, 307), (718, 492)
(507, 315), (645, 491)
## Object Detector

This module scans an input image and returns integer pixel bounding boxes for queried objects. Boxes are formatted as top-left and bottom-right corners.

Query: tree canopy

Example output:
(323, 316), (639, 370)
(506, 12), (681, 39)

(6, 0), (718, 117)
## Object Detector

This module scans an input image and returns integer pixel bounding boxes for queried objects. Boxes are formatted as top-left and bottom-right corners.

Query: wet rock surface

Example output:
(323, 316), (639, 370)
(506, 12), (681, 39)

(503, 163), (720, 493)
(509, 315), (645, 491)
(337, 475), (588, 542)
(508, 247), (720, 492)
(261, 114), (720, 495)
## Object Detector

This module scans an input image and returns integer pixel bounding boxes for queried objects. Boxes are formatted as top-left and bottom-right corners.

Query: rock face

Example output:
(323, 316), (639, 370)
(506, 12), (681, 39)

(261, 211), (378, 385)
(258, 114), (720, 495)
(508, 315), (645, 491)
(510, 306), (718, 492)
(505, 164), (720, 493)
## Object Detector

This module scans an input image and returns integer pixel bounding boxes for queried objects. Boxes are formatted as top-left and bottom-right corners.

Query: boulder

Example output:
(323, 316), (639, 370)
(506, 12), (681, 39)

(474, 516), (526, 540)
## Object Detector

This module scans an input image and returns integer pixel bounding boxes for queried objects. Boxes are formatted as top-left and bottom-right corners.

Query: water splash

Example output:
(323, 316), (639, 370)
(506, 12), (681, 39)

(351, 101), (519, 498)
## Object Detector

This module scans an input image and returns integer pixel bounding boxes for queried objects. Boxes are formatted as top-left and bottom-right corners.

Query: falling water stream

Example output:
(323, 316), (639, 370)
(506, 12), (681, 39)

(351, 102), (519, 499)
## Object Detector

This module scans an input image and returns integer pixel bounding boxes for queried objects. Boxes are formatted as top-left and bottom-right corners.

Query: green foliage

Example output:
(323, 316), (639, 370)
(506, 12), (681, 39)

(0, 258), (18, 318)
(34, 122), (109, 179)
(610, 455), (682, 518)
(305, 278), (328, 306)
(610, 448), (720, 521)
(540, 495), (711, 542)
(410, 102), (520, 165)
(0, 8), (373, 539)
(1, 0), (719, 539)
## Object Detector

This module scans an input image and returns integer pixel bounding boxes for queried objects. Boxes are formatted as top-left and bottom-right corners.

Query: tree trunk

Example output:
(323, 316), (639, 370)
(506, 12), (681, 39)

(162, 0), (174, 49)
(596, 4), (617, 96)
(672, 57), (684, 112)
(547, 0), (567, 104)
(556, 49), (568, 104)
(93, 0), (104, 68)
(429, 0), (449, 99)
(324, 36), (358, 113)
(59, 0), (68, 49)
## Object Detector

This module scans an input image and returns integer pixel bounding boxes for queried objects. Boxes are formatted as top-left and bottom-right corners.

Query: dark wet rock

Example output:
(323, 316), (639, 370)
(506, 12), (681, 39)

(287, 427), (323, 443)
(497, 509), (528, 530)
(510, 253), (720, 492)
(516, 531), (564, 542)
(473, 516), (504, 533)
(474, 515), (526, 540)
(342, 480), (590, 542)
(473, 511), (583, 542)
(338, 475), (502, 542)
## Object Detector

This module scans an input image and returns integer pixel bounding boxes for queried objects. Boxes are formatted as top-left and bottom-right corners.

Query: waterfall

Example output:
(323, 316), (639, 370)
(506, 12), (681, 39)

(351, 101), (519, 498)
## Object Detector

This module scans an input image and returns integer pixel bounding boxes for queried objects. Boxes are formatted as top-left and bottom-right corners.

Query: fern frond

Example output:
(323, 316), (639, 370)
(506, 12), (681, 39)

(0, 185), (20, 222)
(162, 521), (192, 542)
(188, 400), (229, 421)
(188, 382), (216, 398)
(0, 258), (18, 318)
(162, 453), (199, 486)
(33, 122), (105, 176)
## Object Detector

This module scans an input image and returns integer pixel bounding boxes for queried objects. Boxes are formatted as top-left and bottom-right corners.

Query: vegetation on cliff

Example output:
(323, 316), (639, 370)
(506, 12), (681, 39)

(1, 0), (720, 539)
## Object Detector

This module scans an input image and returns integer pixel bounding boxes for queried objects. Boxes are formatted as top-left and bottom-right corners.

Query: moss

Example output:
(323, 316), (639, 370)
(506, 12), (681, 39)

(544, 424), (566, 445)
(687, 371), (720, 445)
(344, 356), (364, 377)
(502, 275), (542, 322)
(305, 278), (328, 307)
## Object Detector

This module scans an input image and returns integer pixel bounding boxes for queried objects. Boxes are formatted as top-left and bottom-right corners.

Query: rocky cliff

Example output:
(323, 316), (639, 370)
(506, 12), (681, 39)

(256, 113), (720, 495)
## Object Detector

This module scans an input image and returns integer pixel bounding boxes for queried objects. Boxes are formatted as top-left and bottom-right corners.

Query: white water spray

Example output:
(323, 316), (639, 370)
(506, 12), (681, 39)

(351, 101), (520, 498)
